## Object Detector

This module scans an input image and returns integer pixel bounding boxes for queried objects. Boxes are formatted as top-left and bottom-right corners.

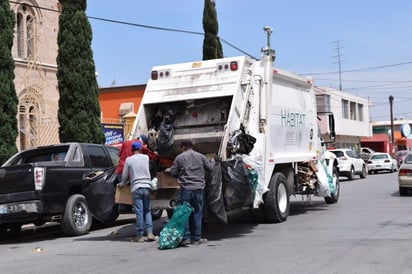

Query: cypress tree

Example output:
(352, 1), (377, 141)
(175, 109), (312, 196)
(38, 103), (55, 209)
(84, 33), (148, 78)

(56, 0), (105, 144)
(202, 0), (223, 60)
(0, 0), (19, 164)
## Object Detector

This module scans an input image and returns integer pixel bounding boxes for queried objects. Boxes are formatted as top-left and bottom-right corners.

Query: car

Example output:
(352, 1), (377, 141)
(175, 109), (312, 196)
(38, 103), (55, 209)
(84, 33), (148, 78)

(395, 150), (409, 167)
(360, 147), (376, 162)
(398, 153), (412, 195)
(367, 152), (398, 174)
(329, 148), (367, 180)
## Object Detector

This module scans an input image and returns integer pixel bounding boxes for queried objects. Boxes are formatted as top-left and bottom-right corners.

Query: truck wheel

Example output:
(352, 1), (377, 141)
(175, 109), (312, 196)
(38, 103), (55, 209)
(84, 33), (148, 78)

(61, 194), (92, 236)
(151, 207), (163, 220)
(360, 165), (367, 179)
(0, 223), (22, 240)
(263, 172), (289, 223)
(325, 167), (340, 204)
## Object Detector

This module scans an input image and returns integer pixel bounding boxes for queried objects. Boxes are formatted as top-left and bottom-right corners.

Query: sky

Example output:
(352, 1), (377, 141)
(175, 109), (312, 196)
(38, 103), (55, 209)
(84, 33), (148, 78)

(85, 0), (412, 122)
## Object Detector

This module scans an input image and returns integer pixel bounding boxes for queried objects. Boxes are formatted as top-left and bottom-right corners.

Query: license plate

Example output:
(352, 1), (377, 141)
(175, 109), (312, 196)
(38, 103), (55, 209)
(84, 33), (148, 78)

(376, 165), (381, 167)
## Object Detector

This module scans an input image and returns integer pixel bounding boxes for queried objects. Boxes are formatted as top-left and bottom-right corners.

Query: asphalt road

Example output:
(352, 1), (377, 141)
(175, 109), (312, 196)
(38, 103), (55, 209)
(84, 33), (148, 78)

(1, 171), (411, 274)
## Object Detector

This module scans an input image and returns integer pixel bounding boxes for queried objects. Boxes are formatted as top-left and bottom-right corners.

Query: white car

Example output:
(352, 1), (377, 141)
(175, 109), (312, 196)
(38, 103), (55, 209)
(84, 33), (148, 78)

(367, 152), (398, 174)
(398, 152), (412, 195)
(329, 149), (367, 180)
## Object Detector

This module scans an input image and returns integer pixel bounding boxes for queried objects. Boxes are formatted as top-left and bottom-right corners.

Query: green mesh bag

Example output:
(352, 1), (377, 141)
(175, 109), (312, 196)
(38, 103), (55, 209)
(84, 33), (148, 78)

(159, 202), (193, 249)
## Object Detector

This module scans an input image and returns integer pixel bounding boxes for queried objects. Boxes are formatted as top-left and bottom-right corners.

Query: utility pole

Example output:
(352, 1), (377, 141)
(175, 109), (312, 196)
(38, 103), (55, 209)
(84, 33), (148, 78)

(389, 95), (395, 154)
(332, 40), (344, 91)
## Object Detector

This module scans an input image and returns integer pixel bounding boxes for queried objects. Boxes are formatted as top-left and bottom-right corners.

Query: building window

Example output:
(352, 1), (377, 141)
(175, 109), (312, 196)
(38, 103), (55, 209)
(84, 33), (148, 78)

(350, 101), (356, 120)
(357, 104), (364, 121)
(16, 4), (36, 59)
(342, 99), (349, 119)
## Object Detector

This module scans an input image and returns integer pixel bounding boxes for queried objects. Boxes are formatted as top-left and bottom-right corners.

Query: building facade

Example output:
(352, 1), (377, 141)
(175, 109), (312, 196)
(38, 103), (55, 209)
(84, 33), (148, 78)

(315, 86), (371, 152)
(10, 0), (60, 150)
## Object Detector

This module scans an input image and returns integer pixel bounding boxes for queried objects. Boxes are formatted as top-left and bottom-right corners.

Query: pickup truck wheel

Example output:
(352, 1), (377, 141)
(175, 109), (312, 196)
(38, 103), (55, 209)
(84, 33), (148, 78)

(263, 172), (289, 223)
(61, 194), (92, 236)
(325, 167), (340, 204)
(0, 223), (22, 240)
(151, 207), (163, 220)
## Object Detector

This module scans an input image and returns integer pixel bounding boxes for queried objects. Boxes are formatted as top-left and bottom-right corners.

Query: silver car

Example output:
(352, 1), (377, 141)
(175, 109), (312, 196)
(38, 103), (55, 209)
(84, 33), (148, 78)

(329, 149), (367, 180)
(398, 153), (412, 196)
(367, 152), (397, 174)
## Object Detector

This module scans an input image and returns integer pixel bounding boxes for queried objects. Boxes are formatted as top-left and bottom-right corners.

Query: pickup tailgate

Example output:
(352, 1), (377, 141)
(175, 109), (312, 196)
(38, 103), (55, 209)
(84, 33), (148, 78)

(0, 164), (35, 195)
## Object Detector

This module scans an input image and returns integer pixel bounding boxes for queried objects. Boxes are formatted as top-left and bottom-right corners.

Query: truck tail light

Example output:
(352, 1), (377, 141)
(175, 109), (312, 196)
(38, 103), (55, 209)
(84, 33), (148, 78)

(151, 71), (158, 80)
(34, 167), (45, 191)
(151, 70), (170, 80)
(230, 61), (238, 71)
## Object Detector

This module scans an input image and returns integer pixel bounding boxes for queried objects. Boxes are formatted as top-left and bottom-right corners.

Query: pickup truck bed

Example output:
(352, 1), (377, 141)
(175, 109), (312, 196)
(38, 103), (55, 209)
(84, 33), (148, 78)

(0, 143), (120, 239)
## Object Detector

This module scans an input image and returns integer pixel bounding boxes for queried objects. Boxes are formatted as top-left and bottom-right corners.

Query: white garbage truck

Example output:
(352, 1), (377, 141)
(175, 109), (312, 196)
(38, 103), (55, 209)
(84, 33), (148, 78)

(130, 27), (339, 223)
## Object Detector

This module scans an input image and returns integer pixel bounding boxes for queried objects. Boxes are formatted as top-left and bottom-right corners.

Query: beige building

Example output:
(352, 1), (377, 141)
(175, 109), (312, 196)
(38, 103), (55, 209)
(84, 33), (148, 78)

(10, 0), (60, 150)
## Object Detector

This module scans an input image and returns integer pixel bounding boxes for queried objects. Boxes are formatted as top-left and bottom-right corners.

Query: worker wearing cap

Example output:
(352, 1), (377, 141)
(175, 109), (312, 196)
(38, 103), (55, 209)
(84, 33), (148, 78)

(169, 139), (214, 246)
(119, 141), (156, 243)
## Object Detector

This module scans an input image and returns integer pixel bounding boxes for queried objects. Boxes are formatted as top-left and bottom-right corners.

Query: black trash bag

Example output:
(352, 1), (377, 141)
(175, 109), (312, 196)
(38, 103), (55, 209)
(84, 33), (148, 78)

(82, 167), (119, 223)
(236, 124), (256, 155)
(204, 160), (227, 224)
(221, 158), (253, 211)
(156, 122), (174, 155)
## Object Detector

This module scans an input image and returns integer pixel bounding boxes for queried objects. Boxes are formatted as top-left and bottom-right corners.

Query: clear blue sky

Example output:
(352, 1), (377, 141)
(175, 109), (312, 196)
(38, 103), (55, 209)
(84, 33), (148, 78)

(86, 0), (412, 122)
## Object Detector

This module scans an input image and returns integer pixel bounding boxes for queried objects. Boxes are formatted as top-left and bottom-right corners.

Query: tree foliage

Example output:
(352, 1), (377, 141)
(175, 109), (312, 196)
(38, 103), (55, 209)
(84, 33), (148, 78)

(56, 0), (105, 143)
(202, 0), (223, 60)
(0, 0), (18, 164)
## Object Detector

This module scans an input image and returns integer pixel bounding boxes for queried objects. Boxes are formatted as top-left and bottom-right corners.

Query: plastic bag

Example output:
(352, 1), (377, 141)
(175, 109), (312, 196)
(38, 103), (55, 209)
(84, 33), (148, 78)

(159, 202), (193, 249)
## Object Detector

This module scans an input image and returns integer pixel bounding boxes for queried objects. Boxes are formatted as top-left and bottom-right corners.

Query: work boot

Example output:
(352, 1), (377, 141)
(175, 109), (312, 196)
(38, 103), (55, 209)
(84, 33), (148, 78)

(147, 233), (156, 241)
(131, 237), (144, 243)
(191, 238), (208, 245)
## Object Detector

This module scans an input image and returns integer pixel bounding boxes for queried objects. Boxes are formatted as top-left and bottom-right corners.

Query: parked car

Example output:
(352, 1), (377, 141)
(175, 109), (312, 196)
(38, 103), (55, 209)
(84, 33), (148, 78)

(395, 150), (409, 167)
(360, 147), (376, 162)
(329, 149), (367, 180)
(398, 153), (412, 196)
(367, 152), (398, 174)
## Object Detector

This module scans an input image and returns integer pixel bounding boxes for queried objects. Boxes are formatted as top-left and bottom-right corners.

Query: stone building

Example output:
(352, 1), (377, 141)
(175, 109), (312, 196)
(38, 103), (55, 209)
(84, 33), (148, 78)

(10, 0), (60, 150)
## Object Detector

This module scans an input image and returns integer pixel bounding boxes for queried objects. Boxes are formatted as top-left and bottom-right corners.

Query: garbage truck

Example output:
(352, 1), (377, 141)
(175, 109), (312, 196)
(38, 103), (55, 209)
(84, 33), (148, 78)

(130, 27), (339, 223)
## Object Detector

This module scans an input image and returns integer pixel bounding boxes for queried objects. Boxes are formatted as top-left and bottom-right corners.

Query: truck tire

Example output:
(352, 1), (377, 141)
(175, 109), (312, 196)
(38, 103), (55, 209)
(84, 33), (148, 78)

(325, 167), (340, 204)
(0, 223), (22, 240)
(151, 207), (163, 220)
(61, 194), (92, 236)
(263, 172), (289, 223)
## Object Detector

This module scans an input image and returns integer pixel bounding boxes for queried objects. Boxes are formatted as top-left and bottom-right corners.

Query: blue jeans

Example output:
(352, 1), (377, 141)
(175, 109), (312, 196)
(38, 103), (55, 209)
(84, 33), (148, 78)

(132, 188), (153, 238)
(178, 189), (204, 241)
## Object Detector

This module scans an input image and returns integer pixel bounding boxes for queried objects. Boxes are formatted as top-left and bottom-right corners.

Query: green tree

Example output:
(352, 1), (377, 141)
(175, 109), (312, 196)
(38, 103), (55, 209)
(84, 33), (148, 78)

(56, 0), (105, 144)
(202, 0), (223, 60)
(0, 0), (18, 164)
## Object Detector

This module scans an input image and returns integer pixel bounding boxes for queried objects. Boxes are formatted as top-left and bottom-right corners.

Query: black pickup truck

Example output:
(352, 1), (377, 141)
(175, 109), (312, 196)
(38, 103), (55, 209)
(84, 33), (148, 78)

(0, 143), (120, 239)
